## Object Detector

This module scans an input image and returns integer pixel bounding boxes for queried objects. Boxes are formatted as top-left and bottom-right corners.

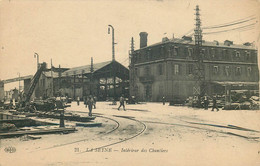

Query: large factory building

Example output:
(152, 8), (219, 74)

(129, 32), (259, 102)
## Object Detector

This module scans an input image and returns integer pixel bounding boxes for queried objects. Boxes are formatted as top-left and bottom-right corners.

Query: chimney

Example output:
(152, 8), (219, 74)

(139, 32), (148, 48)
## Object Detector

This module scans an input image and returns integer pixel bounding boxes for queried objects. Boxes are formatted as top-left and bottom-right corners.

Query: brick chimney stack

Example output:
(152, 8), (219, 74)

(139, 32), (148, 48)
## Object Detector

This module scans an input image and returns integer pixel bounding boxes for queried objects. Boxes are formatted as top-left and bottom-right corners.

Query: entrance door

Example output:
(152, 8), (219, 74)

(145, 85), (152, 102)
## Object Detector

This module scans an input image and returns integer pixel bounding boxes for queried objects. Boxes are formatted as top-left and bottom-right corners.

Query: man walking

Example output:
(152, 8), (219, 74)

(211, 96), (219, 112)
(118, 95), (126, 111)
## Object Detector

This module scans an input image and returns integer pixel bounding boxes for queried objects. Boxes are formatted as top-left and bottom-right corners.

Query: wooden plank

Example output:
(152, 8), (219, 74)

(0, 127), (76, 138)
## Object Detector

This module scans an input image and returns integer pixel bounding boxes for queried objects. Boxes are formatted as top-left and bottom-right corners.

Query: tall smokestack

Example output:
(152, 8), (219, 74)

(139, 32), (148, 48)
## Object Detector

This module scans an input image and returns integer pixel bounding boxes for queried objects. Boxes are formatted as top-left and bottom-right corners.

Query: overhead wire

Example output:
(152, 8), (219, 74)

(203, 15), (256, 29)
(181, 14), (257, 37)
(203, 23), (256, 35)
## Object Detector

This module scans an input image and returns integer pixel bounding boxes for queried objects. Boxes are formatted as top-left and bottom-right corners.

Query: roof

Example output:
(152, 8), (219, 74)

(136, 38), (256, 51)
(42, 71), (59, 78)
(2, 75), (33, 84)
(213, 81), (259, 86)
(62, 61), (112, 76)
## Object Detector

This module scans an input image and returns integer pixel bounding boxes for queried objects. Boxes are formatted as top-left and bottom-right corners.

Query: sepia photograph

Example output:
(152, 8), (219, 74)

(0, 0), (259, 165)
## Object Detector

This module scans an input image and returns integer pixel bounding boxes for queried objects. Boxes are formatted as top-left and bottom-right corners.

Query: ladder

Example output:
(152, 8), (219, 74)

(24, 62), (47, 103)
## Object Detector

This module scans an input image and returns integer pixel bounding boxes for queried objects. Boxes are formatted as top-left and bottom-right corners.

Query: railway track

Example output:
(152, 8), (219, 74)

(143, 120), (259, 141)
(31, 114), (146, 152)
(77, 115), (147, 154)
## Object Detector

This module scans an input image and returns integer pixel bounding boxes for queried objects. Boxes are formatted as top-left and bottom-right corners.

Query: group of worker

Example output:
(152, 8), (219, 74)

(202, 94), (219, 111)
(75, 95), (126, 115)
(162, 94), (219, 111)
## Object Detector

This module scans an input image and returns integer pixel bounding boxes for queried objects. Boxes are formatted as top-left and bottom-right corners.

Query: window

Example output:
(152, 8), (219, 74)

(188, 48), (193, 57)
(245, 51), (250, 61)
(187, 64), (193, 75)
(247, 67), (252, 77)
(213, 66), (219, 75)
(201, 49), (205, 56)
(235, 67), (241, 76)
(170, 45), (175, 57)
(174, 47), (179, 56)
(236, 51), (240, 58)
(159, 85), (163, 95)
(211, 48), (215, 58)
(174, 64), (179, 75)
(160, 46), (165, 57)
(225, 66), (230, 76)
(223, 49), (228, 60)
(145, 66), (150, 75)
(135, 68), (139, 76)
(158, 64), (163, 75)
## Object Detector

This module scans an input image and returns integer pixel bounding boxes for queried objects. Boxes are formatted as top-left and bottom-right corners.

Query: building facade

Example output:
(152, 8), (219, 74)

(129, 32), (259, 102)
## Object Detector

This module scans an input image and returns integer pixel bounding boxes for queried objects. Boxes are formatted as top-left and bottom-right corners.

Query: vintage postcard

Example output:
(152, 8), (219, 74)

(0, 0), (259, 165)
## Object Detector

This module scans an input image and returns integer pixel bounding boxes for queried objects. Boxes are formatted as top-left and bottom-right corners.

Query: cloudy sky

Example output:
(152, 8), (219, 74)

(0, 0), (259, 89)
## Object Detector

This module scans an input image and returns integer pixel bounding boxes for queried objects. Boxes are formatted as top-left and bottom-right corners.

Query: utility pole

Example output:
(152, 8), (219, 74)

(34, 53), (39, 70)
(193, 5), (205, 106)
(51, 59), (54, 97)
(108, 25), (117, 104)
(34, 53), (39, 98)
(17, 72), (20, 93)
(58, 64), (61, 96)
(90, 57), (94, 95)
(108, 25), (116, 61)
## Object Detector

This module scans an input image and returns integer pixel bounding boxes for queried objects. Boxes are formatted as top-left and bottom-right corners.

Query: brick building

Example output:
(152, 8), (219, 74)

(129, 32), (259, 102)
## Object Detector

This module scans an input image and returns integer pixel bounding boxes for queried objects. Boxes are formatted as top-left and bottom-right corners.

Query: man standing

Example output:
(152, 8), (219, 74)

(77, 96), (80, 106)
(203, 94), (209, 110)
(211, 96), (219, 112)
(162, 96), (166, 105)
(93, 96), (97, 109)
(118, 95), (126, 111)
(87, 96), (94, 116)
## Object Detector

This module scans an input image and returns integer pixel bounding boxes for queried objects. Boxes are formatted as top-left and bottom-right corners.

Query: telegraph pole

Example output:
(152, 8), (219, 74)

(129, 37), (135, 98)
(193, 5), (205, 106)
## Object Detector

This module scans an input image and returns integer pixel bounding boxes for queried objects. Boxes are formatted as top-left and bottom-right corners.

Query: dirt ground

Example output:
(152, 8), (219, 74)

(0, 101), (260, 166)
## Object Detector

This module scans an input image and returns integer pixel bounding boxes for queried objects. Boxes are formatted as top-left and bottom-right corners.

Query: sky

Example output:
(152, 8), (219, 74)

(0, 0), (259, 90)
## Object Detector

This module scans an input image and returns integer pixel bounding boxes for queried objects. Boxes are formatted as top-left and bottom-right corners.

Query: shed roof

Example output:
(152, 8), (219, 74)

(62, 61), (112, 77)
